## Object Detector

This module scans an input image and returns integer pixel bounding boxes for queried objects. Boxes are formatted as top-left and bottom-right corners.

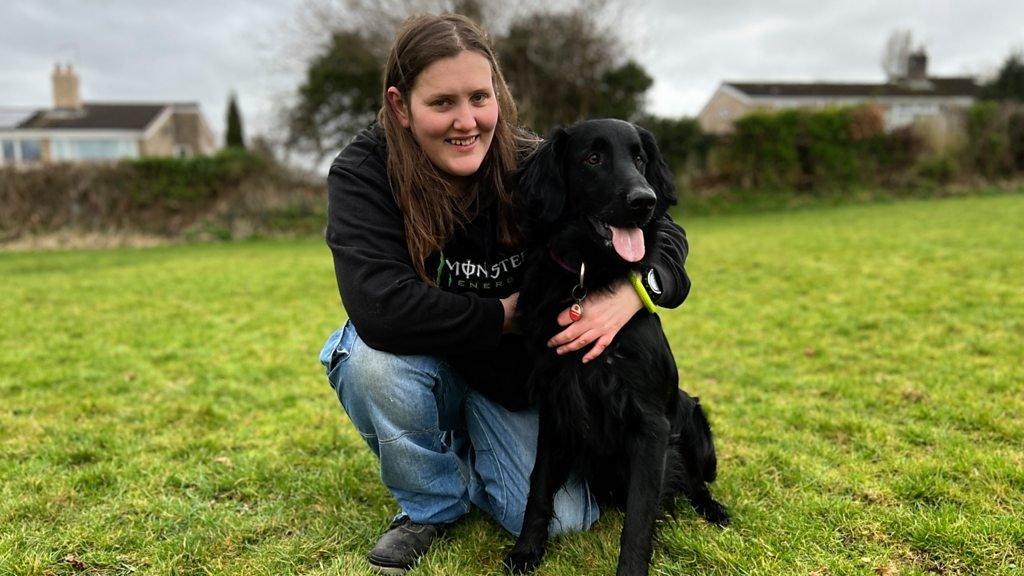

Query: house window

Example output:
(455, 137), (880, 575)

(1, 140), (15, 162)
(21, 139), (42, 162)
(887, 102), (942, 129)
(52, 139), (138, 161)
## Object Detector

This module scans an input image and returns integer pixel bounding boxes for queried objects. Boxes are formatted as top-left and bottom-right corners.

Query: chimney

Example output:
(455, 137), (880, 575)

(907, 50), (928, 82)
(52, 63), (82, 109)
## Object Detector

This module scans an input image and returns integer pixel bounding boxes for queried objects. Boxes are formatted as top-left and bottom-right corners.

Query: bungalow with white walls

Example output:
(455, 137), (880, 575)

(0, 64), (216, 167)
(697, 51), (979, 135)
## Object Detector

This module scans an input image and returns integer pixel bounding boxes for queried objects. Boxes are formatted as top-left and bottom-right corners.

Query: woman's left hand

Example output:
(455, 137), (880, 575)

(547, 278), (643, 363)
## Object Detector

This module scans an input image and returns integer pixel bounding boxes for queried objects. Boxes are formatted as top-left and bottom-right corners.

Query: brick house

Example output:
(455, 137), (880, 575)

(0, 64), (216, 167)
(697, 51), (979, 135)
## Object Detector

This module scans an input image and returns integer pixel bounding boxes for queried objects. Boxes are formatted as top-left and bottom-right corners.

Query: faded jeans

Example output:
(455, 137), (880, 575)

(318, 320), (600, 536)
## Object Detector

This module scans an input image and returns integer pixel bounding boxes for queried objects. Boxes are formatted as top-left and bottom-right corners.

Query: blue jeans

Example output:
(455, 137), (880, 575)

(319, 321), (599, 536)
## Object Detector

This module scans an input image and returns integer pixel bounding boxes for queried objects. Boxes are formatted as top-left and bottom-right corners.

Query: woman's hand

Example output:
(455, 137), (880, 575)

(547, 278), (643, 363)
(500, 292), (520, 333)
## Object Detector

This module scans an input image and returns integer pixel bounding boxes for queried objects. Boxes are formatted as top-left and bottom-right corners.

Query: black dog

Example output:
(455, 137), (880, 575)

(505, 119), (728, 576)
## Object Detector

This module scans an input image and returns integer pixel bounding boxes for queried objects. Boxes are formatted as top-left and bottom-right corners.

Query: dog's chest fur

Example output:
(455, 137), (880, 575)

(540, 342), (655, 451)
(541, 315), (671, 404)
(519, 250), (678, 464)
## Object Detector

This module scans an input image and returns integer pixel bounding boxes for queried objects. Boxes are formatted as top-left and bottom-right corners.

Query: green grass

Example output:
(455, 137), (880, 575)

(1, 193), (1022, 575)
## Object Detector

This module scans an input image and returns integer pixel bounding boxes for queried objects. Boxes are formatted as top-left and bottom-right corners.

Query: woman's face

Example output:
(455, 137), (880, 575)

(389, 50), (499, 180)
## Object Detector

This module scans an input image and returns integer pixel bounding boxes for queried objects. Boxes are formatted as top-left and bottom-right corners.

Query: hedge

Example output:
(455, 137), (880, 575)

(0, 149), (317, 241)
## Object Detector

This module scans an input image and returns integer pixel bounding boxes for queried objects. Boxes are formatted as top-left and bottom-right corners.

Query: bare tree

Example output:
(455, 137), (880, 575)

(882, 29), (914, 82)
(498, 6), (644, 132)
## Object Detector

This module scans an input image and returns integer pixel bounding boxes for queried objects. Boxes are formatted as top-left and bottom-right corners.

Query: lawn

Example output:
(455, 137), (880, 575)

(1, 193), (1022, 575)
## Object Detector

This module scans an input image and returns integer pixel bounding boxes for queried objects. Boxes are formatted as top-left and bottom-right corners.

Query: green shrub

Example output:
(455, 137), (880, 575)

(798, 107), (860, 189)
(0, 149), (312, 240)
(965, 102), (1013, 178)
(727, 110), (800, 189)
(1008, 109), (1024, 171)
(126, 149), (267, 204)
(914, 154), (960, 184)
(634, 114), (713, 175)
(723, 105), (899, 192)
(691, 97), (1024, 201)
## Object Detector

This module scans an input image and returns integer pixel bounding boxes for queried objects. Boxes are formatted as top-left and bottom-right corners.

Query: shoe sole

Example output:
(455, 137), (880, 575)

(368, 564), (409, 575)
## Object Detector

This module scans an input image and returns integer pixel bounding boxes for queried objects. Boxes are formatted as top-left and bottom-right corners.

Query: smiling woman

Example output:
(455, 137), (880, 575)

(385, 50), (499, 180)
(317, 12), (691, 575)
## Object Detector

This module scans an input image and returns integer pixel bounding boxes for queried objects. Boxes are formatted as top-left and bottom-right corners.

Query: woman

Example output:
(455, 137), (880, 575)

(319, 13), (691, 574)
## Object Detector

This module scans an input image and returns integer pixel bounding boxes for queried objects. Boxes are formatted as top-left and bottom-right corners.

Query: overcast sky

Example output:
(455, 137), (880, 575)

(2, 0), (1023, 149)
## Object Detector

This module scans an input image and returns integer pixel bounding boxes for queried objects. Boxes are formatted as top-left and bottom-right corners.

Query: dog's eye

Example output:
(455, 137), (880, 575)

(634, 155), (645, 169)
(585, 153), (602, 166)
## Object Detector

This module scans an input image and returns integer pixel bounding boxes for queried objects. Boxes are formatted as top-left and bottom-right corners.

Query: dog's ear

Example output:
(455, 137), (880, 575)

(637, 126), (678, 215)
(516, 128), (568, 229)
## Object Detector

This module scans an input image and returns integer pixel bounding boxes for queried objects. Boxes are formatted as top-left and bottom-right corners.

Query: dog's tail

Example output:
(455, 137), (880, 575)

(691, 399), (718, 483)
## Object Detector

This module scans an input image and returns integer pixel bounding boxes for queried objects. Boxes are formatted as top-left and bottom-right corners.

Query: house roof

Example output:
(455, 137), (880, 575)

(0, 108), (37, 129)
(16, 103), (173, 131)
(726, 77), (979, 99)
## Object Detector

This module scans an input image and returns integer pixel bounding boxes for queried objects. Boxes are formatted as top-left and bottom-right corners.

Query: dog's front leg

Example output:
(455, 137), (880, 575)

(616, 417), (670, 576)
(504, 413), (571, 574)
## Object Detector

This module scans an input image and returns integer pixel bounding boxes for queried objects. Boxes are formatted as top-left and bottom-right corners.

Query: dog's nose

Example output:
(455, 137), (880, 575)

(627, 187), (657, 213)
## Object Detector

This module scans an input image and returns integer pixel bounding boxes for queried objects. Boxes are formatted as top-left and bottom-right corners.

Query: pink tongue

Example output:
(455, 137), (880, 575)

(610, 226), (645, 262)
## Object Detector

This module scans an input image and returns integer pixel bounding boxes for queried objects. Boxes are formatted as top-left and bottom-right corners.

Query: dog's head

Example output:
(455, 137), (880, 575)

(516, 119), (677, 265)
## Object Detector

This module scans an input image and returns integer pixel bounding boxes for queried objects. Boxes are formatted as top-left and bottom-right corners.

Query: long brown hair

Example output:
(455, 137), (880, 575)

(380, 13), (529, 283)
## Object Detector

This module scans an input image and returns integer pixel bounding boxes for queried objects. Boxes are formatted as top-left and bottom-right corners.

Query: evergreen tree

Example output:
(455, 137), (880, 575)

(226, 92), (245, 149)
(982, 51), (1024, 102)
(286, 30), (382, 161)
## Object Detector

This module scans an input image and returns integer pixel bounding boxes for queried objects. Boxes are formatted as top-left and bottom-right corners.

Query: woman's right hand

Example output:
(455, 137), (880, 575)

(500, 292), (519, 333)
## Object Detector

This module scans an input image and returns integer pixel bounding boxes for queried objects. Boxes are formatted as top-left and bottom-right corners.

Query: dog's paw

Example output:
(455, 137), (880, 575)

(504, 549), (543, 574)
(698, 499), (730, 526)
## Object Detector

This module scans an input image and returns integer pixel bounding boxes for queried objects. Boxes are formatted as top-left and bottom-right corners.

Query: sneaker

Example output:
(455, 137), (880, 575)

(367, 516), (447, 574)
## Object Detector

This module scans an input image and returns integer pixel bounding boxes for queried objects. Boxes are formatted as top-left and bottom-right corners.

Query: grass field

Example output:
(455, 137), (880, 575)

(1, 193), (1022, 575)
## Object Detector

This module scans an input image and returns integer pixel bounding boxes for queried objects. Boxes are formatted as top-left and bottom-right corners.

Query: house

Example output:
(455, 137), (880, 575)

(0, 64), (216, 167)
(697, 51), (979, 135)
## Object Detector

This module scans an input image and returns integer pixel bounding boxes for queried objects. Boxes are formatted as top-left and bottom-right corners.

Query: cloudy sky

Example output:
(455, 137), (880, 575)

(2, 0), (1023, 148)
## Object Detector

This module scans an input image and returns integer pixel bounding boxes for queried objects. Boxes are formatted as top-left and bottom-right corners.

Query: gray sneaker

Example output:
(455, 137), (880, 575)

(367, 516), (447, 574)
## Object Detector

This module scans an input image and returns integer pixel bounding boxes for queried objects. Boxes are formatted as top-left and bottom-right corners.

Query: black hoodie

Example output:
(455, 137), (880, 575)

(325, 124), (691, 410)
